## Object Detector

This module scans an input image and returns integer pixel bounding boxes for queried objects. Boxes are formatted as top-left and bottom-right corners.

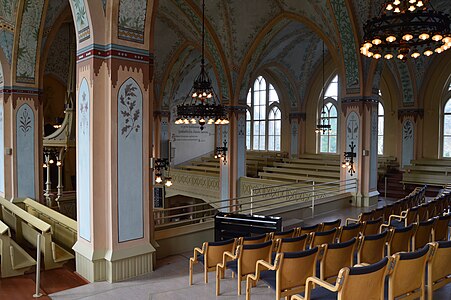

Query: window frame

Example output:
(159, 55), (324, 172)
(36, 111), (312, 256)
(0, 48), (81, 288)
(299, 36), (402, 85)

(246, 76), (282, 151)
(317, 74), (340, 154)
(441, 88), (451, 158)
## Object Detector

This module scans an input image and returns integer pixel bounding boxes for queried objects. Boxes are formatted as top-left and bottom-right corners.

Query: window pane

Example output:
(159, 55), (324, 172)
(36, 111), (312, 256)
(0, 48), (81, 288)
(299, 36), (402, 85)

(259, 121), (265, 135)
(444, 136), (451, 157)
(275, 120), (281, 135)
(253, 136), (259, 150)
(320, 136), (328, 152)
(269, 86), (279, 104)
(378, 117), (384, 135)
(260, 106), (266, 120)
(445, 115), (451, 135)
(259, 90), (266, 106)
(275, 136), (281, 151)
(259, 77), (266, 90)
(268, 121), (275, 136)
(259, 136), (265, 150)
(268, 136), (274, 151)
(378, 136), (384, 155)
(445, 99), (451, 113)
(329, 105), (337, 117)
(254, 105), (260, 119)
(330, 118), (337, 134)
(329, 136), (337, 153)
(247, 89), (252, 106)
(254, 78), (260, 91)
(378, 102), (384, 116)
(246, 121), (251, 136)
(253, 122), (259, 135)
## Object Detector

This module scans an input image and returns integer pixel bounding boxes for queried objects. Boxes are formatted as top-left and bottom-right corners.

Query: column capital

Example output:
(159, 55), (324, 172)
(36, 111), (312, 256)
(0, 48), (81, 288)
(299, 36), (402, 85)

(341, 96), (378, 115)
(398, 108), (424, 122)
(289, 112), (306, 122)
(0, 86), (41, 109)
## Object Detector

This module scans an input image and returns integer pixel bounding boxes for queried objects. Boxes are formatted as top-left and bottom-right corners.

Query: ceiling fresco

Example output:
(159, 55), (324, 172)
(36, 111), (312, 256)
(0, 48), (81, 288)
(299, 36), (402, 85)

(0, 0), (449, 110)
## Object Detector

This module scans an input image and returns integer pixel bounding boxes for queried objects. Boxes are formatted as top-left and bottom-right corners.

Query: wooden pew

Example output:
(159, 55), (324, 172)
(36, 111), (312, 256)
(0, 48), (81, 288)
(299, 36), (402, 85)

(20, 198), (77, 254)
(0, 220), (36, 278)
(0, 197), (74, 270)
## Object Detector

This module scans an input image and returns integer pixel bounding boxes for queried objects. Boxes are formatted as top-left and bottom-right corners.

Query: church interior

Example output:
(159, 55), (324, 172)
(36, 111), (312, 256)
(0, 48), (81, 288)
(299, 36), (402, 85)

(0, 0), (451, 299)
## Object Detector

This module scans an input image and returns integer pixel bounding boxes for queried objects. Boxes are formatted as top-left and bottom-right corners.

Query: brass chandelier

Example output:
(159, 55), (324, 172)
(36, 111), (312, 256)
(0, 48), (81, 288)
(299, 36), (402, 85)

(360, 0), (451, 61)
(174, 0), (228, 130)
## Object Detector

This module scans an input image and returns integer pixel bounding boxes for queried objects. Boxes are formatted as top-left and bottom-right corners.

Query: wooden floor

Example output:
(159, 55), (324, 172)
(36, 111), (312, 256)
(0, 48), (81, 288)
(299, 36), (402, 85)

(0, 261), (88, 300)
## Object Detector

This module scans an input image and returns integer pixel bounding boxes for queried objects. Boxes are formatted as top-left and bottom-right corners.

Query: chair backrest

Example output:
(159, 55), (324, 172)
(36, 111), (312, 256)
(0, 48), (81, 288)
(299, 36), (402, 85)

(298, 223), (320, 236)
(276, 247), (319, 292)
(383, 204), (394, 222)
(277, 234), (308, 253)
(339, 257), (390, 300)
(239, 240), (274, 275)
(337, 223), (361, 243)
(389, 244), (431, 300)
(241, 233), (268, 245)
(359, 211), (374, 222)
(362, 217), (383, 236)
(387, 224), (416, 256)
(391, 201), (403, 216)
(321, 219), (341, 232)
(434, 214), (450, 242)
(418, 203), (429, 222)
(319, 238), (357, 282)
(358, 230), (388, 264)
(271, 228), (296, 240)
(406, 206), (419, 225)
(372, 207), (384, 221)
(205, 239), (236, 268)
(413, 218), (436, 250)
(310, 228), (337, 248)
(428, 240), (451, 287)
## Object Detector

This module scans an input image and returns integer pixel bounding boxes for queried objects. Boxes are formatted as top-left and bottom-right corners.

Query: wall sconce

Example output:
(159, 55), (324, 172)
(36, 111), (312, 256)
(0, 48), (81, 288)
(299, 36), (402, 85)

(341, 141), (356, 176)
(153, 158), (173, 187)
(214, 141), (228, 165)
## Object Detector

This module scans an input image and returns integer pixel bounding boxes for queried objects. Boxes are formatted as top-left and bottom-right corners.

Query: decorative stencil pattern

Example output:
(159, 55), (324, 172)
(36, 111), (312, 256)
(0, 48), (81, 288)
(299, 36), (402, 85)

(0, 105), (4, 193)
(291, 122), (299, 158)
(44, 0), (68, 31)
(237, 114), (246, 183)
(16, 0), (45, 83)
(0, 0), (18, 23)
(44, 24), (71, 84)
(0, 31), (14, 64)
(16, 104), (35, 198)
(77, 78), (91, 241)
(118, 0), (147, 44)
(330, 0), (360, 90)
(346, 112), (359, 180)
(402, 119), (414, 167)
(71, 0), (90, 42)
(118, 78), (144, 242)
(397, 61), (414, 104)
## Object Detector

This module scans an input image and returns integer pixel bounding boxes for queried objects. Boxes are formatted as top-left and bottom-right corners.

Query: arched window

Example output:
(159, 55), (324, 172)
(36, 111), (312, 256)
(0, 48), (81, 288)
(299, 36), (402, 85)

(246, 76), (281, 151)
(378, 101), (384, 155)
(443, 98), (451, 157)
(319, 75), (339, 153)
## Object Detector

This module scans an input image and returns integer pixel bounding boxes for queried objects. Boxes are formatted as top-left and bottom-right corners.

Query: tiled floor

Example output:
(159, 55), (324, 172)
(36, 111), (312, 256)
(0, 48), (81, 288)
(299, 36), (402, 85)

(48, 198), (451, 300)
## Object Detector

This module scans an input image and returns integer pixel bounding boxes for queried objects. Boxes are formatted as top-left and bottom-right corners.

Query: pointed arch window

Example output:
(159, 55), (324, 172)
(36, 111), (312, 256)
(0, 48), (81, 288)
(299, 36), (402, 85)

(319, 75), (339, 153)
(246, 76), (281, 151)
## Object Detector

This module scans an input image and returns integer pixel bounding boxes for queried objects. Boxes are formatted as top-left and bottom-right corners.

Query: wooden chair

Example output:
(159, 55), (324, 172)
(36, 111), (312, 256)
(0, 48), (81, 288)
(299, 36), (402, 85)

(345, 210), (373, 225)
(189, 238), (236, 285)
(387, 244), (432, 300)
(381, 206), (419, 230)
(357, 230), (389, 264)
(240, 233), (268, 245)
(245, 247), (319, 300)
(276, 234), (308, 253)
(317, 238), (357, 283)
(269, 228), (296, 240)
(336, 222), (361, 243)
(383, 204), (395, 222)
(309, 228), (337, 249)
(386, 224), (417, 256)
(297, 224), (321, 236)
(216, 240), (274, 295)
(427, 240), (451, 299)
(291, 257), (391, 300)
(417, 203), (430, 222)
(413, 218), (437, 250)
(372, 207), (385, 222)
(362, 217), (383, 236)
(320, 219), (341, 232)
(433, 213), (450, 241)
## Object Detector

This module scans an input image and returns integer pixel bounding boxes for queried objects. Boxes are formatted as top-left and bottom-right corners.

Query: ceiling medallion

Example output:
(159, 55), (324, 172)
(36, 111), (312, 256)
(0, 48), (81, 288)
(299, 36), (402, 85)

(174, 0), (228, 130)
(360, 0), (451, 61)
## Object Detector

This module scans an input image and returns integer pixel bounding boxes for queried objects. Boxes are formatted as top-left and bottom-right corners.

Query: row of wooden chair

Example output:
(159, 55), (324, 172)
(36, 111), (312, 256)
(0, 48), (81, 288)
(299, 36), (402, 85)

(290, 241), (451, 300)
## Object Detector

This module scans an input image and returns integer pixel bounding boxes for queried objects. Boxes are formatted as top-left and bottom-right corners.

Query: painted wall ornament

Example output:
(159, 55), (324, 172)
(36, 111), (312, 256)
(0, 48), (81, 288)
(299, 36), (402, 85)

(77, 78), (91, 241)
(117, 78), (144, 242)
(16, 0), (45, 83)
(71, 0), (90, 42)
(118, 0), (147, 44)
(16, 104), (35, 198)
(402, 119), (415, 168)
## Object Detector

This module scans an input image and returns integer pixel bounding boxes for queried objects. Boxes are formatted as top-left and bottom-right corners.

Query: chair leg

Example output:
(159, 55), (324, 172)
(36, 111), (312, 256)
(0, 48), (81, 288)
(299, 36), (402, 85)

(204, 267), (208, 284)
(189, 259), (193, 285)
(246, 277), (252, 300)
(216, 267), (221, 296)
(237, 275), (241, 295)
